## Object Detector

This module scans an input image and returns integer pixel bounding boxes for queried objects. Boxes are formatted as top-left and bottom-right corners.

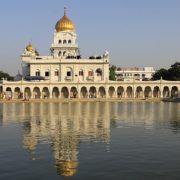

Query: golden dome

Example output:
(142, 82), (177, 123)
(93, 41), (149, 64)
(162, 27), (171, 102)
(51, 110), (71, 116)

(55, 8), (75, 32)
(26, 43), (34, 52)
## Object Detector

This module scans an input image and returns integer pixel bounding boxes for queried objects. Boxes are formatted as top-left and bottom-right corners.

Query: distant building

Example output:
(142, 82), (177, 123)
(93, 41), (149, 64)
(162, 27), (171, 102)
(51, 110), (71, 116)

(116, 67), (155, 81)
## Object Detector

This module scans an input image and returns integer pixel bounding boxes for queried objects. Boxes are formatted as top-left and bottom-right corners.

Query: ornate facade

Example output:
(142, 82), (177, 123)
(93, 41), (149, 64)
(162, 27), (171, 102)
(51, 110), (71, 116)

(1, 8), (180, 100)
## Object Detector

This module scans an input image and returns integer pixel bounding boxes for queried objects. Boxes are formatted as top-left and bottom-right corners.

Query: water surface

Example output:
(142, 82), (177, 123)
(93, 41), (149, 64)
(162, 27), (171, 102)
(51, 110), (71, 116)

(0, 102), (180, 180)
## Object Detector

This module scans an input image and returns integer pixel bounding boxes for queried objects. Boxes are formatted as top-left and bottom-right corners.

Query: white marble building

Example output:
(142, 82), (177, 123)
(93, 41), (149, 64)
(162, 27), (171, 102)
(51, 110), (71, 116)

(21, 8), (109, 83)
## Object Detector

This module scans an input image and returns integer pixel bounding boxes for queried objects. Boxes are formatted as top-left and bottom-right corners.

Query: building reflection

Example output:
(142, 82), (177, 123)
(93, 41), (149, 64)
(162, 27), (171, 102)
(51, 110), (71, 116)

(2, 102), (110, 177)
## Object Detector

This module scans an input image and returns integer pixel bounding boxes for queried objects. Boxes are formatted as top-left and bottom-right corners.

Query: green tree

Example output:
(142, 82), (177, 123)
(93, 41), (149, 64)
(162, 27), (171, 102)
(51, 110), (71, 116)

(170, 62), (180, 68)
(109, 65), (117, 81)
(0, 71), (14, 81)
(152, 68), (169, 80)
(168, 66), (180, 80)
(152, 62), (180, 81)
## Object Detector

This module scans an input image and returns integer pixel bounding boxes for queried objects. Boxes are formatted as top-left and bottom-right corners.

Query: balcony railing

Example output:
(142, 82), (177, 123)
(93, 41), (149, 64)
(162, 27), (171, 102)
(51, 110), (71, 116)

(86, 76), (94, 80)
(52, 44), (78, 48)
(65, 76), (73, 80)
(44, 76), (50, 80)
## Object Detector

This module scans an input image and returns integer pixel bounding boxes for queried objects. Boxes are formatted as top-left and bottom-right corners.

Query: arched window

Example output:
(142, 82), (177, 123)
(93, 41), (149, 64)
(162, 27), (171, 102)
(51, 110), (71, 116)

(88, 69), (93, 76)
(63, 51), (66, 56)
(79, 69), (84, 76)
(58, 51), (61, 57)
(96, 68), (102, 76)
(55, 69), (59, 76)
(35, 69), (40, 76)
(63, 40), (67, 44)
(59, 40), (62, 44)
(68, 40), (71, 44)
(66, 67), (73, 77)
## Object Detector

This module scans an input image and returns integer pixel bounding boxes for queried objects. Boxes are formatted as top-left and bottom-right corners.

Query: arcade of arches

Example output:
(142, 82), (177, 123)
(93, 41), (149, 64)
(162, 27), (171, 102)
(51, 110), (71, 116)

(3, 84), (179, 99)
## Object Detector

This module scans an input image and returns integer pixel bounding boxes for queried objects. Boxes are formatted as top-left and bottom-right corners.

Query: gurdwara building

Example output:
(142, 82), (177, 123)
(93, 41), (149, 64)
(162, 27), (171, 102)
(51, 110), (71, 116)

(1, 8), (180, 100)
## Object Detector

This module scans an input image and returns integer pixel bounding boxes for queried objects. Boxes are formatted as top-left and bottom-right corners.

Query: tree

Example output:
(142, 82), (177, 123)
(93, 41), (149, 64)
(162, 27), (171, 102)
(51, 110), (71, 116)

(170, 62), (180, 68)
(152, 62), (180, 81)
(152, 68), (169, 80)
(0, 71), (14, 81)
(168, 66), (180, 80)
(109, 65), (117, 81)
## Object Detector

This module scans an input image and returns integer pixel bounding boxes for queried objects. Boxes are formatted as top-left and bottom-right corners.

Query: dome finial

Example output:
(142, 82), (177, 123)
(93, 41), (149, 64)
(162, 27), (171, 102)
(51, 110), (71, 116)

(55, 8), (75, 32)
(64, 7), (67, 16)
(26, 42), (34, 52)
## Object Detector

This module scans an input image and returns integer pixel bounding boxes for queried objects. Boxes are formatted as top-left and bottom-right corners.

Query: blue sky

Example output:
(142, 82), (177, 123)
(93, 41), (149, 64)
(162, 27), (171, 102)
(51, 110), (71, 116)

(0, 0), (180, 75)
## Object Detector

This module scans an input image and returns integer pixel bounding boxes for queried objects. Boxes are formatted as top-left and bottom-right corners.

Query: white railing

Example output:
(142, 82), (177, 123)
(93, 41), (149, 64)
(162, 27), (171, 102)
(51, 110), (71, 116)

(52, 44), (78, 48)
(65, 76), (73, 80)
(86, 76), (94, 80)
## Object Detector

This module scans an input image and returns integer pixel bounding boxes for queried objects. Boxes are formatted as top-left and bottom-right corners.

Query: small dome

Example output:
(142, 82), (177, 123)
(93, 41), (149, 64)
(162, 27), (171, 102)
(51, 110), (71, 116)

(26, 43), (34, 52)
(55, 8), (75, 32)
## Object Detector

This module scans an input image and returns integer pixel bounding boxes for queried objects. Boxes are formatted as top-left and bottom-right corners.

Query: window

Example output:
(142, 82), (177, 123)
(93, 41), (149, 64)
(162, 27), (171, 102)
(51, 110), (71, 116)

(79, 70), (83, 76)
(88, 70), (93, 76)
(55, 70), (59, 76)
(63, 40), (67, 44)
(134, 74), (140, 77)
(67, 71), (71, 76)
(68, 40), (71, 44)
(59, 40), (62, 44)
(96, 68), (102, 76)
(35, 70), (40, 76)
(45, 71), (50, 77)
(58, 51), (61, 56)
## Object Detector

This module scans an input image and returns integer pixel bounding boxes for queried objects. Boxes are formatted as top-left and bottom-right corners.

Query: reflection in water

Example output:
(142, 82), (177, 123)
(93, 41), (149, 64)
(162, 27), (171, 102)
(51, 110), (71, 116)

(2, 102), (110, 177)
(109, 102), (180, 130)
(1, 101), (180, 177)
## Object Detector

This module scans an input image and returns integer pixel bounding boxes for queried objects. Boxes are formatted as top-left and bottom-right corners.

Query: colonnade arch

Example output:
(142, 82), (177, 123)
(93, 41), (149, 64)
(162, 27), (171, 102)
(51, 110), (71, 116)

(99, 86), (106, 98)
(80, 87), (88, 98)
(33, 87), (41, 99)
(70, 87), (78, 98)
(109, 86), (115, 98)
(126, 86), (133, 98)
(117, 86), (124, 98)
(163, 86), (170, 98)
(52, 87), (59, 98)
(24, 87), (31, 99)
(171, 86), (178, 97)
(6, 87), (12, 99)
(14, 87), (21, 99)
(153, 86), (160, 98)
(61, 87), (69, 98)
(42, 87), (50, 99)
(136, 86), (143, 98)
(89, 86), (96, 98)
(144, 86), (152, 98)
